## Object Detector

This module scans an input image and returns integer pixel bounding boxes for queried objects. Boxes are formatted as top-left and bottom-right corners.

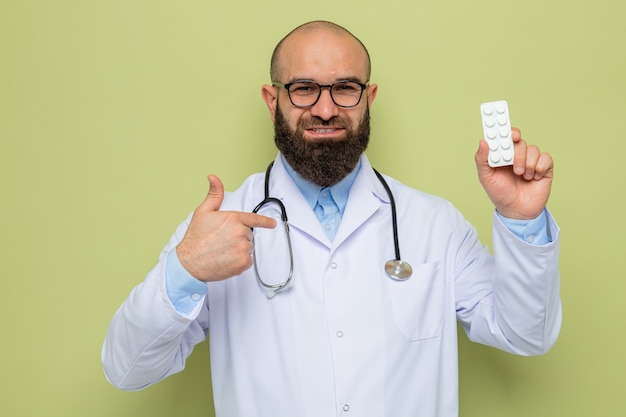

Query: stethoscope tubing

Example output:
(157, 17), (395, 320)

(251, 161), (412, 298)
(372, 168), (401, 262)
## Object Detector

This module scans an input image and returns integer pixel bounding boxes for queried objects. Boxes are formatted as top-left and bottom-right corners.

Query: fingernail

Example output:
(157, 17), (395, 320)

(514, 166), (525, 175)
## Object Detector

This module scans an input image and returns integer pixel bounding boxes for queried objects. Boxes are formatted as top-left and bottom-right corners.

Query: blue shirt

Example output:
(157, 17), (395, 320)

(283, 156), (360, 241)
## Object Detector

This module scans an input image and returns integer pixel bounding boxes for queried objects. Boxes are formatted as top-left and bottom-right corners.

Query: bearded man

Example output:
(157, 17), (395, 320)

(103, 20), (561, 417)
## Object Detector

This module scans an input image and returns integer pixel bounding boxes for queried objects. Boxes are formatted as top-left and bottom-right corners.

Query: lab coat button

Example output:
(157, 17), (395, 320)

(330, 262), (337, 269)
(343, 404), (350, 412)
(336, 330), (344, 338)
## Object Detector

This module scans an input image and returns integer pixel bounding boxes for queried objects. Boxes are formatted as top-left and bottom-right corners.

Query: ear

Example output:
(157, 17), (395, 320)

(261, 84), (278, 122)
(366, 83), (378, 107)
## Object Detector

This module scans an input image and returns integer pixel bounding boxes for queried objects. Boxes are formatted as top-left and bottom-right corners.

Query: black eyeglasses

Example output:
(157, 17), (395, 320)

(273, 80), (367, 108)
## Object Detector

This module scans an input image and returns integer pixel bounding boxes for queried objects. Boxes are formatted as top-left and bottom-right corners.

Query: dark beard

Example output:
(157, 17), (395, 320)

(274, 103), (370, 187)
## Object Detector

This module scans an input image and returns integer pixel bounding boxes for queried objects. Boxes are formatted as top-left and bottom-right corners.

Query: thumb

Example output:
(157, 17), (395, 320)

(474, 140), (493, 178)
(198, 174), (224, 212)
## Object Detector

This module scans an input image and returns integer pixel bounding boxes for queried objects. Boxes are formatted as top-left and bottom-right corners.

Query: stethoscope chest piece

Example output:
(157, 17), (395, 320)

(385, 259), (413, 280)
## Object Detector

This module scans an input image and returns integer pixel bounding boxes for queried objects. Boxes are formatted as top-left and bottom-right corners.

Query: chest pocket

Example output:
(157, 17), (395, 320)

(388, 261), (444, 341)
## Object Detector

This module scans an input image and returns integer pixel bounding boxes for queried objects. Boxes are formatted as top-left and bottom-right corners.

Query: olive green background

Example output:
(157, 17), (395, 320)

(1, 0), (624, 416)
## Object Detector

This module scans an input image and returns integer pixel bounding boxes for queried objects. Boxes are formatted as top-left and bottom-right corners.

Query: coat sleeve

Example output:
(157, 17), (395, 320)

(101, 215), (210, 391)
(456, 210), (562, 355)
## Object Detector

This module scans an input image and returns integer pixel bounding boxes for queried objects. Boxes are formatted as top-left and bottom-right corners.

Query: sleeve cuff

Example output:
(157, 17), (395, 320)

(496, 208), (552, 246)
(164, 248), (208, 315)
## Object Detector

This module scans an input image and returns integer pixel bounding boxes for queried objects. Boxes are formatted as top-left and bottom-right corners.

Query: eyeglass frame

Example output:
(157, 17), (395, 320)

(272, 80), (368, 109)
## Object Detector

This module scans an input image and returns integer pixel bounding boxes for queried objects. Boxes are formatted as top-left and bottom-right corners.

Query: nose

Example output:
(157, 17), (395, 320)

(309, 87), (339, 121)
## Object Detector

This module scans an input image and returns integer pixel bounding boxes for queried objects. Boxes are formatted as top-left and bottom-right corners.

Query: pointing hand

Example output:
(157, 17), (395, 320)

(176, 175), (277, 282)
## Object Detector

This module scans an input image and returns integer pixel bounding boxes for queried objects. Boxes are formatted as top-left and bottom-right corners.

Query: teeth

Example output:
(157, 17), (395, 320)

(313, 129), (336, 133)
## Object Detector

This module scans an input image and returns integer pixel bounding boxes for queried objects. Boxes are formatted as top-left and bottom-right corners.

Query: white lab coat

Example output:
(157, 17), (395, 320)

(103, 154), (561, 417)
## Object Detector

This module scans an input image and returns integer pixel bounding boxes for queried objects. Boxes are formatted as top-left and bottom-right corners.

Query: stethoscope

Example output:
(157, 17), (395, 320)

(252, 162), (413, 298)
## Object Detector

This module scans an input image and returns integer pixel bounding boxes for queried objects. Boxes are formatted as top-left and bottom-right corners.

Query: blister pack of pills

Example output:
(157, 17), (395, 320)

(480, 100), (513, 167)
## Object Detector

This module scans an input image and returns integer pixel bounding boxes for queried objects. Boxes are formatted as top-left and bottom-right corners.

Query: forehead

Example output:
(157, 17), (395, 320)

(278, 30), (369, 82)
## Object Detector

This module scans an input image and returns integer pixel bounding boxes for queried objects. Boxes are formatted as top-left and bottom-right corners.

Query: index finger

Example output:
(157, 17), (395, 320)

(240, 212), (277, 229)
(511, 127), (522, 143)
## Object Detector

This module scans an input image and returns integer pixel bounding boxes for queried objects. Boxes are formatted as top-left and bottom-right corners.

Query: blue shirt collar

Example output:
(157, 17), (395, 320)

(281, 154), (361, 215)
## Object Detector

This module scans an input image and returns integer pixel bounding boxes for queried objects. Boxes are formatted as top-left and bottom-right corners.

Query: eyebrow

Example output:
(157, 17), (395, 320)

(287, 76), (367, 84)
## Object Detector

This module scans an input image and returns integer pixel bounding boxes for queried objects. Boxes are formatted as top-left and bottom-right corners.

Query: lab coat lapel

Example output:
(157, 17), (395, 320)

(333, 155), (390, 249)
(268, 156), (331, 247)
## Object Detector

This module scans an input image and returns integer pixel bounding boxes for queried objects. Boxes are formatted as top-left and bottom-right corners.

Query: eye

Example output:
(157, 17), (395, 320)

(289, 83), (318, 95)
(333, 82), (361, 94)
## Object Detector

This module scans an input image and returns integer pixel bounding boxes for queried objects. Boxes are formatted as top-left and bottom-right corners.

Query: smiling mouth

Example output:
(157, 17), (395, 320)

(300, 116), (347, 139)
(310, 128), (342, 133)
(304, 127), (346, 141)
